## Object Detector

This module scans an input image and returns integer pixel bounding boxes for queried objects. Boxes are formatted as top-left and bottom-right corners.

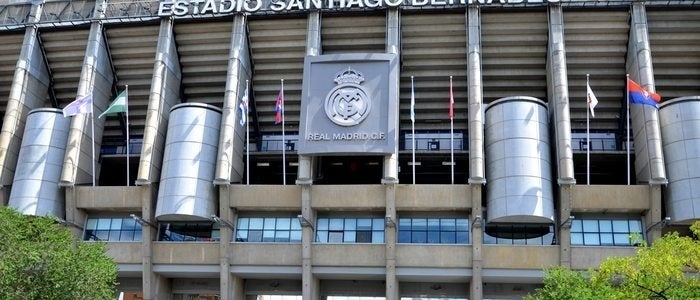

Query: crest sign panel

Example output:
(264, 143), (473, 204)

(298, 54), (398, 155)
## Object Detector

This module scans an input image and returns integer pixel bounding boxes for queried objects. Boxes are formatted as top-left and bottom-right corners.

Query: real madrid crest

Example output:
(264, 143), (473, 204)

(325, 67), (371, 127)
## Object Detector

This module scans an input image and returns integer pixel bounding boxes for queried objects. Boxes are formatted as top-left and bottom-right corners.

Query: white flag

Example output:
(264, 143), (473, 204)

(238, 85), (249, 127)
(410, 77), (415, 123)
(63, 94), (93, 117)
(587, 83), (598, 117)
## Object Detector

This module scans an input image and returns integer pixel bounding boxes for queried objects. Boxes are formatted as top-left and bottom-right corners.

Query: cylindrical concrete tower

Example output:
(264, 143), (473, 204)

(155, 103), (222, 221)
(485, 97), (554, 224)
(8, 108), (71, 217)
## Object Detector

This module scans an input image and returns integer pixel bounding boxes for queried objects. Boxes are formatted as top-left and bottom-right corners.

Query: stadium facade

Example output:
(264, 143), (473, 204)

(0, 0), (699, 299)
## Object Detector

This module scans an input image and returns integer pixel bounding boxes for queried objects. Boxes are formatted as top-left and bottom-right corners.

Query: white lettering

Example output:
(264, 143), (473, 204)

(385, 0), (402, 6)
(269, 0), (286, 11)
(219, 0), (235, 13)
(287, 0), (305, 10)
(307, 0), (323, 9)
(412, 0), (430, 6)
(158, 2), (173, 16)
(244, 0), (263, 11)
(190, 0), (205, 14)
(365, 0), (382, 8)
(173, 1), (190, 16)
(346, 0), (364, 8)
(200, 0), (217, 13)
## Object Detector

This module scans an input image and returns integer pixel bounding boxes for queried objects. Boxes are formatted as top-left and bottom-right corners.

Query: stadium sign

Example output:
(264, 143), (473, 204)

(158, 0), (563, 16)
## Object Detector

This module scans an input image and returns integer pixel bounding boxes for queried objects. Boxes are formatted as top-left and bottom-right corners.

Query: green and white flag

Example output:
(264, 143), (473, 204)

(98, 90), (127, 119)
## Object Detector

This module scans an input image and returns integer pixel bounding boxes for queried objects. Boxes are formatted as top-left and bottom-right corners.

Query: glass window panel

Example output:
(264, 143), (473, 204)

(398, 218), (411, 230)
(133, 230), (142, 241)
(95, 230), (109, 241)
(427, 231), (440, 243)
(599, 220), (612, 232)
(456, 231), (469, 244)
(456, 219), (469, 231)
(291, 218), (302, 230)
(629, 220), (642, 233)
(236, 230), (248, 242)
(571, 233), (584, 245)
(583, 233), (600, 245)
(600, 233), (614, 245)
(317, 218), (328, 230)
(372, 219), (383, 231)
(412, 219), (427, 231)
(427, 219), (440, 231)
(412, 231), (426, 243)
(211, 229), (220, 241)
(440, 219), (455, 231)
(357, 219), (372, 230)
(582, 220), (599, 232)
(344, 231), (356, 243)
(484, 233), (497, 244)
(571, 219), (583, 232)
(525, 237), (541, 245)
(84, 230), (96, 241)
(263, 230), (275, 242)
(86, 219), (98, 230)
(329, 218), (344, 230)
(356, 231), (371, 243)
(329, 231), (344, 243)
(277, 218), (291, 230)
(111, 218), (123, 230)
(344, 218), (356, 230)
(398, 230), (411, 243)
(439, 231), (454, 244)
(248, 230), (263, 242)
(290, 230), (302, 242)
(97, 218), (111, 230)
(122, 218), (137, 230)
(275, 230), (290, 242)
(543, 232), (555, 245)
(513, 238), (526, 245)
(237, 218), (249, 230)
(372, 231), (384, 243)
(316, 231), (328, 242)
(614, 233), (630, 245)
(249, 218), (264, 230)
(612, 220), (628, 233)
(120, 230), (134, 241)
(264, 218), (276, 230)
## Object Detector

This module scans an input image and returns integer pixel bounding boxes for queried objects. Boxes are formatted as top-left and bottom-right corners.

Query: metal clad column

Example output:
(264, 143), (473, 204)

(659, 97), (700, 223)
(385, 8), (400, 300)
(466, 5), (484, 300)
(136, 17), (182, 186)
(627, 3), (667, 185)
(382, 8), (400, 185)
(155, 103), (221, 221)
(547, 3), (574, 268)
(301, 10), (320, 300)
(0, 2), (48, 197)
(60, 1), (114, 186)
(8, 109), (70, 216)
(485, 97), (554, 223)
(215, 14), (251, 186)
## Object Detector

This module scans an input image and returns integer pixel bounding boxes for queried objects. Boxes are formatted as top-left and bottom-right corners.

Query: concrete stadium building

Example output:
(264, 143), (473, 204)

(0, 0), (699, 299)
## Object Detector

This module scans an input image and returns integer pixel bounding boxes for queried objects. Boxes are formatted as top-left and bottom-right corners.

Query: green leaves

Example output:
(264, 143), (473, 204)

(528, 221), (700, 300)
(0, 207), (117, 299)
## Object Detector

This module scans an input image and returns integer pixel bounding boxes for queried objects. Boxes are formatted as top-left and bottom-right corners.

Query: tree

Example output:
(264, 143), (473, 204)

(527, 222), (700, 300)
(0, 206), (117, 299)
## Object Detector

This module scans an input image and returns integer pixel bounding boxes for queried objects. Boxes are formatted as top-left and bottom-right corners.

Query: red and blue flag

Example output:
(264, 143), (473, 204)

(627, 78), (661, 108)
(274, 88), (284, 124)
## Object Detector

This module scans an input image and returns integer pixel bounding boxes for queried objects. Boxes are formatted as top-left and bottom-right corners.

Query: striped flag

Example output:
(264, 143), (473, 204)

(274, 86), (284, 124)
(627, 78), (661, 108)
(98, 90), (127, 119)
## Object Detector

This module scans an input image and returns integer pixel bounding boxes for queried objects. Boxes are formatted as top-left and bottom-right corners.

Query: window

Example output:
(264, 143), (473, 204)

(236, 217), (302, 243)
(316, 217), (384, 244)
(158, 222), (219, 242)
(398, 218), (469, 244)
(403, 131), (465, 151)
(570, 218), (643, 246)
(84, 217), (142, 241)
(484, 223), (554, 245)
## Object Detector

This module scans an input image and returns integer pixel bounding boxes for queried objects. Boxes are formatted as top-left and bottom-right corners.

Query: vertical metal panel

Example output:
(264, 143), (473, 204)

(659, 97), (700, 223)
(156, 103), (221, 221)
(485, 97), (554, 223)
(8, 109), (70, 217)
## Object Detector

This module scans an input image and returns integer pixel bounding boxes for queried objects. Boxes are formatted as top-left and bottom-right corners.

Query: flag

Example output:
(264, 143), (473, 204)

(63, 94), (93, 117)
(274, 88), (284, 125)
(627, 78), (661, 107)
(238, 85), (249, 127)
(98, 90), (127, 119)
(449, 77), (454, 120)
(410, 77), (415, 123)
(587, 83), (598, 117)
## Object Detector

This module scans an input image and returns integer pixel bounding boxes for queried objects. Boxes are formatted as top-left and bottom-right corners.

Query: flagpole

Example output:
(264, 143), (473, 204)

(450, 76), (454, 185)
(411, 76), (416, 185)
(281, 79), (286, 186)
(125, 85), (130, 186)
(245, 80), (250, 186)
(586, 74), (590, 185)
(91, 97), (96, 187)
(626, 74), (631, 185)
